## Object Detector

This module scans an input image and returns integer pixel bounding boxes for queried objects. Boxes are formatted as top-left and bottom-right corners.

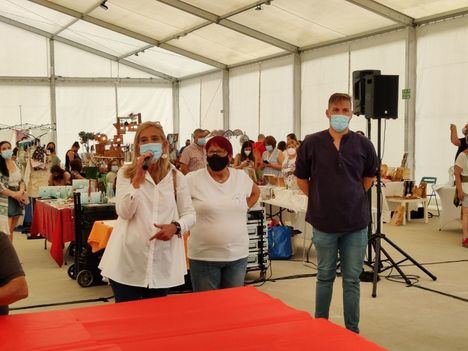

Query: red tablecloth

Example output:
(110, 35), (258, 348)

(30, 199), (74, 267)
(0, 287), (386, 351)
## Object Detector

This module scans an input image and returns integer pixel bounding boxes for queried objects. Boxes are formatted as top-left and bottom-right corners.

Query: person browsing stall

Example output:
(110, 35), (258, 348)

(450, 123), (468, 160)
(253, 134), (266, 169)
(69, 159), (85, 180)
(99, 122), (196, 302)
(65, 141), (81, 172)
(186, 136), (260, 292)
(454, 149), (468, 248)
(282, 139), (299, 189)
(0, 141), (28, 242)
(234, 140), (255, 170)
(261, 135), (284, 177)
(295, 93), (378, 333)
(179, 129), (209, 175)
(106, 159), (120, 185)
(48, 165), (71, 186)
(46, 142), (61, 167)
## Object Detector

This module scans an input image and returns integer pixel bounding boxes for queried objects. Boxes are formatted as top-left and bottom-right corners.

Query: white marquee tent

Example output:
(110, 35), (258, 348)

(1, 0), (468, 183)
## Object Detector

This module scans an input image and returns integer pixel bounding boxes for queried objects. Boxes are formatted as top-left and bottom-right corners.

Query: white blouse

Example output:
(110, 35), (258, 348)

(8, 163), (22, 187)
(99, 165), (196, 289)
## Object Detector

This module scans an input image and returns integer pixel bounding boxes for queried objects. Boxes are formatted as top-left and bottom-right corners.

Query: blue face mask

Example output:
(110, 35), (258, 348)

(140, 143), (163, 162)
(197, 137), (206, 146)
(1, 149), (13, 159)
(330, 115), (350, 133)
(266, 145), (273, 152)
(111, 165), (119, 172)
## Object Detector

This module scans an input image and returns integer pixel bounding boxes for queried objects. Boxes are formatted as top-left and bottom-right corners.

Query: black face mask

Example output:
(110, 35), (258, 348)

(207, 155), (229, 172)
(48, 147), (55, 153)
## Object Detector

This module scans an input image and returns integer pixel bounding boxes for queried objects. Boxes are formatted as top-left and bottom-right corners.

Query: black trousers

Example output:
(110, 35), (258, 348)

(110, 279), (168, 303)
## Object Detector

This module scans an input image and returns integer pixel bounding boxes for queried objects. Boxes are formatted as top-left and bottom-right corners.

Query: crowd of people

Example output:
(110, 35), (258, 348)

(4, 92), (465, 334)
(99, 92), (377, 334)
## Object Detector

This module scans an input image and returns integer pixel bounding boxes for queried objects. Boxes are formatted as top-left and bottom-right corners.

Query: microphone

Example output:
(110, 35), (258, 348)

(142, 156), (151, 170)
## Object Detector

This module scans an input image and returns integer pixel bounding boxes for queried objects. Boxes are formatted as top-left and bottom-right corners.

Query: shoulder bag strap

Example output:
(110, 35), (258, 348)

(172, 169), (177, 203)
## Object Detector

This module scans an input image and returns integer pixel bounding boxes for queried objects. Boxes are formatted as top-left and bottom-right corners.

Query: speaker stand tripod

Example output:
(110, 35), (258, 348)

(365, 118), (437, 297)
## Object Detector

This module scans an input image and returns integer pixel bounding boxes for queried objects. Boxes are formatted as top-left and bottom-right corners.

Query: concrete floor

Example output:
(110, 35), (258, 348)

(9, 216), (468, 351)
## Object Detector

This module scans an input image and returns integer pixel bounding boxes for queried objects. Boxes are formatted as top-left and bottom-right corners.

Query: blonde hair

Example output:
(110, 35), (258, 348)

(124, 121), (170, 184)
(287, 139), (299, 149)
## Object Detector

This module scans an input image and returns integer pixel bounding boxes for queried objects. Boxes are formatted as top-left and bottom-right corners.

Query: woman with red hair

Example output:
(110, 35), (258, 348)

(186, 136), (260, 291)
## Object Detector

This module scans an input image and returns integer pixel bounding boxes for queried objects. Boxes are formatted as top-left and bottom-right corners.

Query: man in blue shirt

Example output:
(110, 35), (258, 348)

(295, 93), (377, 333)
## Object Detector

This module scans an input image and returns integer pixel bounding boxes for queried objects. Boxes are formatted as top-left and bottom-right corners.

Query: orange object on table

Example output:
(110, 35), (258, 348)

(88, 220), (116, 253)
(0, 287), (386, 351)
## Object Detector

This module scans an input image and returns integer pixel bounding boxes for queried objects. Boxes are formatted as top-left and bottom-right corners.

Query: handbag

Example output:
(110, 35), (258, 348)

(268, 226), (292, 260)
(454, 190), (461, 207)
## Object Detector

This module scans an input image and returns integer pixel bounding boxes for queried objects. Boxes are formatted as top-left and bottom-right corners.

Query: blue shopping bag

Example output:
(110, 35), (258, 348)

(268, 226), (292, 260)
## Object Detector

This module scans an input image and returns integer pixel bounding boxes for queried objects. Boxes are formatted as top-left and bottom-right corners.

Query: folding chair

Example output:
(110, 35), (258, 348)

(420, 176), (440, 217)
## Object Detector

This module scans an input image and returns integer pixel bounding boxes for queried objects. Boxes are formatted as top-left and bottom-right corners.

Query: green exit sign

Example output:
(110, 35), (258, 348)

(402, 88), (411, 99)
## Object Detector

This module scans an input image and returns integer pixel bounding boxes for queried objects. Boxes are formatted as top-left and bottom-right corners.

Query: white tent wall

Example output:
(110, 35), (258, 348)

(259, 55), (294, 141)
(200, 72), (223, 133)
(179, 78), (201, 145)
(55, 41), (162, 78)
(117, 85), (173, 130)
(0, 84), (51, 126)
(350, 30), (407, 168)
(416, 15), (468, 185)
(55, 84), (116, 161)
(54, 42), (113, 78)
(229, 64), (260, 142)
(178, 72), (224, 146)
(0, 21), (48, 76)
(0, 22), (51, 145)
(0, 83), (51, 144)
(301, 30), (407, 166)
(301, 45), (349, 138)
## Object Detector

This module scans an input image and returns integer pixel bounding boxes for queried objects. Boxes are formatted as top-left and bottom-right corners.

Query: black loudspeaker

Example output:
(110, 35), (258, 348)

(352, 70), (381, 116)
(364, 75), (399, 119)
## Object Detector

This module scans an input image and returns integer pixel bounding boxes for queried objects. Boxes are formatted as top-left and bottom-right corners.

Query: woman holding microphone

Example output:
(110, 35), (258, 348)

(99, 121), (196, 302)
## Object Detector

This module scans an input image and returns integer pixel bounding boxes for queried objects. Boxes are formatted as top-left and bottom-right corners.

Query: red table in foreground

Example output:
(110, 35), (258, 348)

(1, 287), (385, 351)
(30, 199), (74, 267)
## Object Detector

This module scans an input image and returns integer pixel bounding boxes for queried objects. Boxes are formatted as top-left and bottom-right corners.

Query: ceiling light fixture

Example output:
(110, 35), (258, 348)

(100, 1), (109, 10)
(255, 5), (263, 11)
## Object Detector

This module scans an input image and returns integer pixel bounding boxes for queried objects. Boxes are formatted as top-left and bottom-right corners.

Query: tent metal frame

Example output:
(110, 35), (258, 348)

(1, 0), (468, 165)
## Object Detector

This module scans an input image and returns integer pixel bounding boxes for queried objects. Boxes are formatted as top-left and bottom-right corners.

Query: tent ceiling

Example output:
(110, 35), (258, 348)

(1, 0), (468, 78)
(229, 0), (397, 47)
(88, 0), (206, 40)
(60, 20), (149, 57)
(375, 0), (468, 19)
(167, 23), (284, 65)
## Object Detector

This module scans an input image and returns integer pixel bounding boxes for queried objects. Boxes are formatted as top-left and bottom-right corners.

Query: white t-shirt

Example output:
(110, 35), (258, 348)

(455, 152), (468, 193)
(186, 168), (253, 261)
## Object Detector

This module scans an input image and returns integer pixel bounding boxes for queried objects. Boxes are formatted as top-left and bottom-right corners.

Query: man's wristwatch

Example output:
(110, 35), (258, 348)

(172, 221), (182, 238)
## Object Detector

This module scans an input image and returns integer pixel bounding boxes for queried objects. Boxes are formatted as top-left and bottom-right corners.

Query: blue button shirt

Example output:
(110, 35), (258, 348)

(295, 130), (378, 233)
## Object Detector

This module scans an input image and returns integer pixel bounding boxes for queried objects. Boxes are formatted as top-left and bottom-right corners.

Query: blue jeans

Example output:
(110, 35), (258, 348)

(189, 257), (248, 292)
(110, 279), (168, 303)
(312, 228), (368, 333)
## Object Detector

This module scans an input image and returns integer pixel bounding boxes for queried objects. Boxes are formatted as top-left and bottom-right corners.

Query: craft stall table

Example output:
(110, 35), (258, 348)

(30, 199), (74, 267)
(0, 287), (385, 351)
(386, 196), (429, 225)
